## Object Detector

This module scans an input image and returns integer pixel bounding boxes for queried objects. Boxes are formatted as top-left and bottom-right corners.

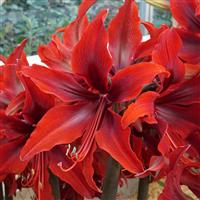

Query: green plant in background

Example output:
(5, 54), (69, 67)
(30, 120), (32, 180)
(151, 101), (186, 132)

(0, 0), (171, 57)
(0, 0), (78, 56)
(153, 7), (172, 27)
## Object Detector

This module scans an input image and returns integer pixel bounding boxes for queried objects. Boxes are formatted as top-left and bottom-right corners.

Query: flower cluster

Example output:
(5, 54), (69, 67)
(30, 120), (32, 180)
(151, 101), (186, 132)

(0, 0), (200, 199)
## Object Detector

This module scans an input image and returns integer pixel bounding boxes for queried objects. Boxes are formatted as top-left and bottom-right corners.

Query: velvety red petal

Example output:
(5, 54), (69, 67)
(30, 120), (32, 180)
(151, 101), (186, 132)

(176, 29), (200, 64)
(156, 103), (200, 140)
(82, 142), (101, 193)
(95, 109), (144, 174)
(108, 0), (141, 70)
(49, 146), (96, 198)
(20, 102), (97, 161)
(72, 10), (112, 93)
(6, 39), (28, 65)
(135, 23), (168, 60)
(76, 0), (96, 20)
(152, 28), (185, 84)
(0, 135), (28, 174)
(20, 75), (55, 124)
(196, 4), (200, 16)
(2, 39), (28, 99)
(122, 91), (159, 129)
(22, 65), (97, 103)
(5, 92), (25, 116)
(158, 74), (200, 105)
(33, 154), (54, 200)
(185, 63), (200, 80)
(181, 169), (200, 198)
(136, 156), (165, 178)
(38, 34), (71, 72)
(170, 0), (200, 33)
(109, 62), (169, 102)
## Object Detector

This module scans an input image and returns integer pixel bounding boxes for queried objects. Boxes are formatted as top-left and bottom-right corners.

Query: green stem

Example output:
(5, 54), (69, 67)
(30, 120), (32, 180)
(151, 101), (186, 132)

(5, 183), (13, 200)
(137, 176), (150, 200)
(50, 172), (60, 200)
(0, 183), (3, 200)
(101, 157), (121, 200)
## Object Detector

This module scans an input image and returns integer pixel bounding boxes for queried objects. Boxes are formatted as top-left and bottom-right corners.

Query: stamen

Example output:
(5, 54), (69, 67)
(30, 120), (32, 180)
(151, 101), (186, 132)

(57, 161), (76, 172)
(71, 96), (106, 162)
(65, 144), (71, 156)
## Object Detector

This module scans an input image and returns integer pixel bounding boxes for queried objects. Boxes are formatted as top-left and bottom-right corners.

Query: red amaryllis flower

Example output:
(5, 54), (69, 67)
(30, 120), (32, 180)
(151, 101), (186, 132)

(38, 0), (96, 72)
(122, 28), (200, 143)
(0, 43), (97, 199)
(170, 0), (200, 33)
(20, 8), (168, 177)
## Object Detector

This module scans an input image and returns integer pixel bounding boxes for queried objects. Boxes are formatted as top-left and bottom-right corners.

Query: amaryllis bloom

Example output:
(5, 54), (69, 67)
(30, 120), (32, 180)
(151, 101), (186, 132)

(19, 6), (168, 177)
(38, 0), (96, 72)
(122, 28), (200, 145)
(0, 43), (97, 199)
(121, 27), (200, 197)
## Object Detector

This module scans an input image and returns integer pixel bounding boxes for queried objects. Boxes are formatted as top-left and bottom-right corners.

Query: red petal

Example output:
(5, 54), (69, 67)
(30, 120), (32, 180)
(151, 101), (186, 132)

(20, 102), (97, 160)
(0, 135), (28, 174)
(82, 142), (101, 193)
(76, 0), (96, 20)
(20, 75), (55, 124)
(63, 17), (88, 56)
(196, 4), (200, 16)
(22, 65), (97, 103)
(3, 39), (28, 99)
(72, 10), (112, 93)
(108, 0), (141, 70)
(95, 109), (144, 173)
(6, 39), (28, 65)
(109, 62), (169, 102)
(121, 91), (159, 129)
(152, 28), (185, 84)
(185, 63), (200, 79)
(34, 154), (54, 200)
(156, 103), (200, 139)
(158, 74), (200, 105)
(49, 146), (96, 198)
(176, 29), (200, 64)
(170, 0), (200, 33)
(38, 35), (71, 72)
(135, 23), (168, 60)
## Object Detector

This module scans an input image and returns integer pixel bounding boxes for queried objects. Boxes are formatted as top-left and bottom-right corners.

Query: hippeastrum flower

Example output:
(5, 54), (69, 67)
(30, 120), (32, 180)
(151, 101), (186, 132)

(122, 48), (200, 160)
(0, 42), (97, 199)
(170, 0), (200, 33)
(38, 0), (96, 72)
(20, 9), (168, 176)
(122, 27), (200, 179)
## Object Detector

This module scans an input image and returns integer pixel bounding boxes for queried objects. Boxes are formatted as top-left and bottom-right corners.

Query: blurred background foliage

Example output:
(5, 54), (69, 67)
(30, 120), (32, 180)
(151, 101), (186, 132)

(0, 0), (172, 57)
